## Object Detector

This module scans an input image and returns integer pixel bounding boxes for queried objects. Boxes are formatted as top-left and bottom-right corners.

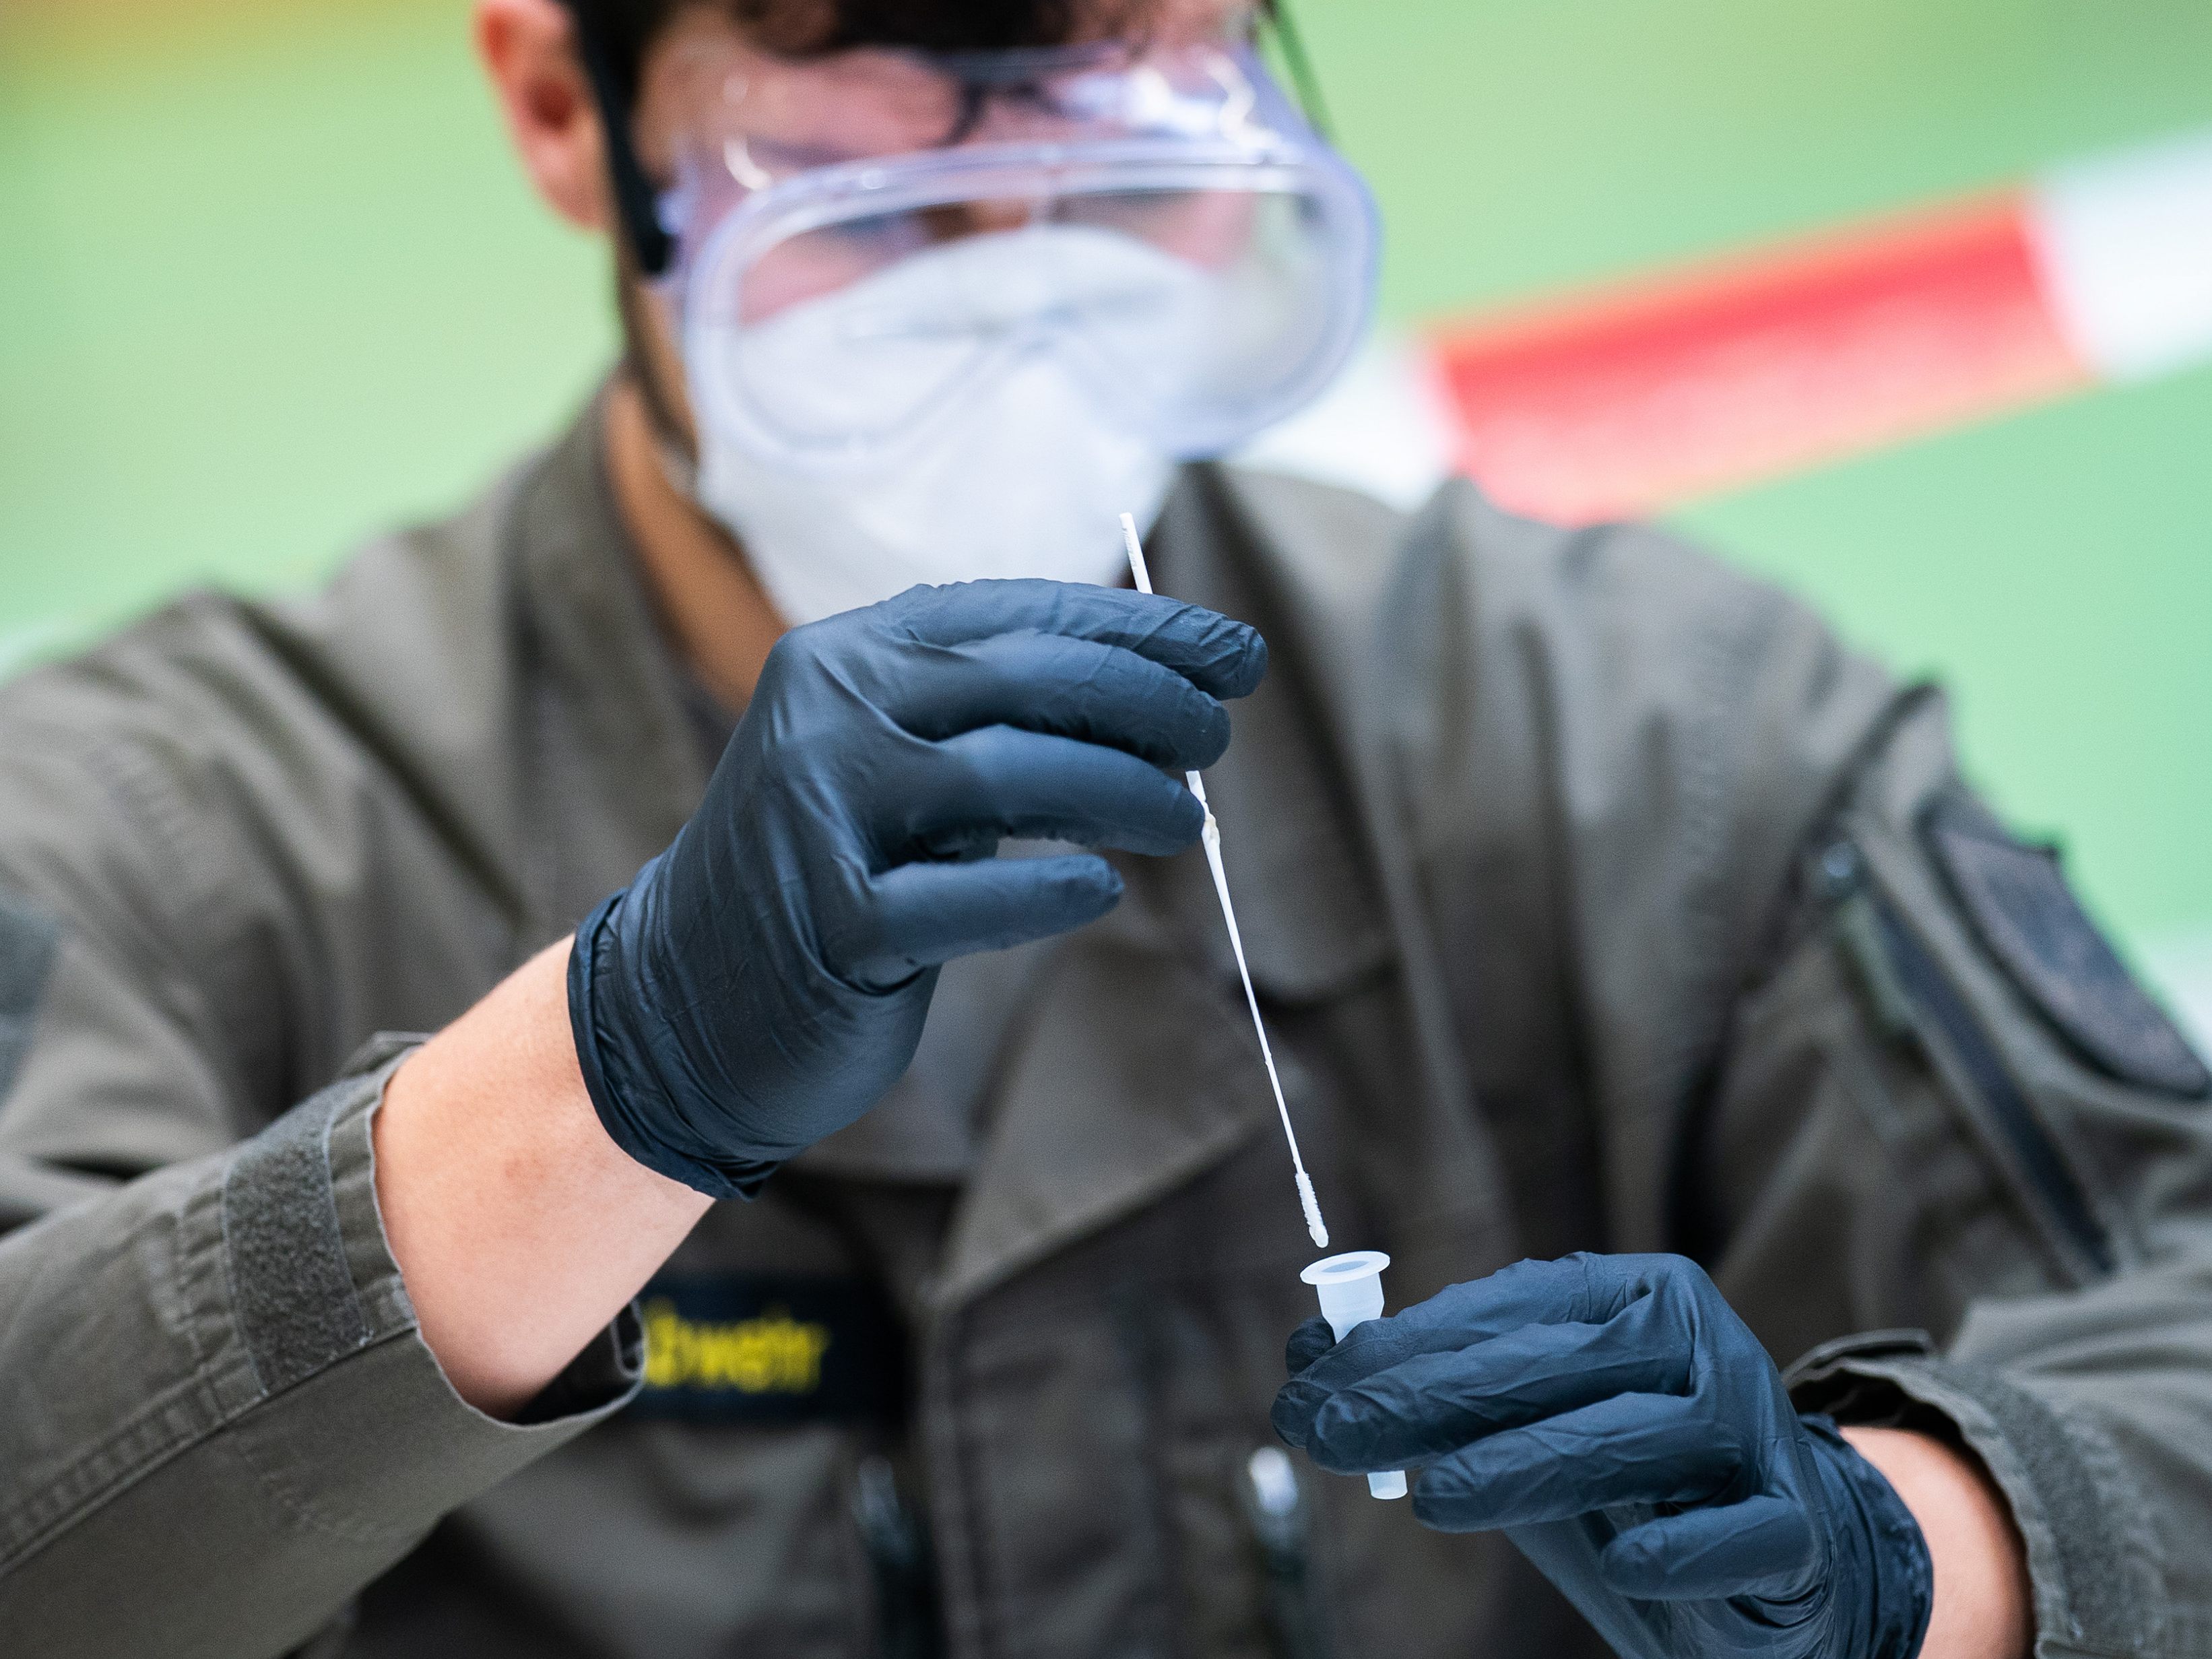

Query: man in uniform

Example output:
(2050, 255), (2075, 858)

(2, 1), (2209, 1655)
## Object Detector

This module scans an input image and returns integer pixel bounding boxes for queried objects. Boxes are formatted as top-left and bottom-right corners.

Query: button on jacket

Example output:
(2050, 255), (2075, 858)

(1, 398), (2207, 1659)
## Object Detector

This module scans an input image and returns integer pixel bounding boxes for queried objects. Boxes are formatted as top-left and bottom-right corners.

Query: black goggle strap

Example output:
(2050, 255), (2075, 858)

(562, 0), (676, 277)
(566, 0), (1334, 280)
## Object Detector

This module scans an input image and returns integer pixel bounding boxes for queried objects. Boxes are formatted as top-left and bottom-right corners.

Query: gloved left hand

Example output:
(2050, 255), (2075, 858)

(568, 579), (1262, 1200)
(1272, 1254), (1933, 1659)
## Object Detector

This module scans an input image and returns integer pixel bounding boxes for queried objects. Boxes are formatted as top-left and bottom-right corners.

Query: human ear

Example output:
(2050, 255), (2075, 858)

(475, 0), (612, 232)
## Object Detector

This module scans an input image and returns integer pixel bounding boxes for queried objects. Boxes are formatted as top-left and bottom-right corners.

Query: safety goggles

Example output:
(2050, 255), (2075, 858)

(576, 13), (1379, 474)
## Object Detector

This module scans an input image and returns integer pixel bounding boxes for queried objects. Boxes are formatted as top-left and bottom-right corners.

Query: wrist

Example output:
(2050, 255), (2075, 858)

(567, 874), (787, 1200)
(1838, 1425), (2030, 1659)
(1803, 1417), (1934, 1659)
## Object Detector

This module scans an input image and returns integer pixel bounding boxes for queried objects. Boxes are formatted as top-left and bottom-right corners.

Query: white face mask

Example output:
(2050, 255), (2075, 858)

(685, 230), (1188, 626)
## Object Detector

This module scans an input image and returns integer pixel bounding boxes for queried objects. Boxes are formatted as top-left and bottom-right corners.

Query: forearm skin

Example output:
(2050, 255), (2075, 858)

(375, 938), (711, 1419)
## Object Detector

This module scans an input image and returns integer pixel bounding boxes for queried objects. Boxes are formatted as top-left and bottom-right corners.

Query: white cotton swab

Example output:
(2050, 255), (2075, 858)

(1119, 513), (1330, 1251)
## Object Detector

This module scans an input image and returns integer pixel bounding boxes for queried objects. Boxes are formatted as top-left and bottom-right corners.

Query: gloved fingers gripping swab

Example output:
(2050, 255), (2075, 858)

(1119, 513), (1330, 1251)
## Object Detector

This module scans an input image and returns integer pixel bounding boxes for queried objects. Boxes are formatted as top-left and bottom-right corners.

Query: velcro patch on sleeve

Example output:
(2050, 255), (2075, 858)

(1926, 798), (2210, 1099)
(626, 1272), (905, 1427)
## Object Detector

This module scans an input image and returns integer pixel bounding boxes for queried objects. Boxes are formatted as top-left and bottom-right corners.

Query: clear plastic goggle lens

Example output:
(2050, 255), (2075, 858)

(668, 41), (1377, 471)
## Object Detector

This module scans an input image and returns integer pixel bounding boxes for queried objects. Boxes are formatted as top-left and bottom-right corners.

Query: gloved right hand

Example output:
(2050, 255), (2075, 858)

(568, 578), (1267, 1199)
(1272, 1255), (1934, 1659)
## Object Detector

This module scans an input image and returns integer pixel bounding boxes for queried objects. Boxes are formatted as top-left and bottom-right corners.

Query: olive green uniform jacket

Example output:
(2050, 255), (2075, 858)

(1, 401), (2208, 1659)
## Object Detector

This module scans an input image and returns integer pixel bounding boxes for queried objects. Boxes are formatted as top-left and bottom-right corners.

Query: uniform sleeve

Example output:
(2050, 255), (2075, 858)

(0, 742), (641, 1658)
(1701, 689), (2212, 1658)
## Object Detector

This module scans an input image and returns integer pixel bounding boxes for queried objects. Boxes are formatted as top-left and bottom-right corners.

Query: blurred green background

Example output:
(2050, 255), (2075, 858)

(2, 0), (2209, 1012)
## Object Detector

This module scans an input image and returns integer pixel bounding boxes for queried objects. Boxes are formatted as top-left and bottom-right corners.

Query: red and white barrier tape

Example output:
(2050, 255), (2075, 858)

(1241, 127), (2212, 523)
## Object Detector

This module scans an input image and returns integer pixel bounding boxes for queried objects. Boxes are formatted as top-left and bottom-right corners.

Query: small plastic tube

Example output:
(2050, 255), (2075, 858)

(1299, 1251), (1409, 1499)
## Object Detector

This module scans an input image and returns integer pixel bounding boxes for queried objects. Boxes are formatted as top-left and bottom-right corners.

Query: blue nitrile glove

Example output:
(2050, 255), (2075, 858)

(568, 579), (1266, 1199)
(1273, 1254), (1934, 1659)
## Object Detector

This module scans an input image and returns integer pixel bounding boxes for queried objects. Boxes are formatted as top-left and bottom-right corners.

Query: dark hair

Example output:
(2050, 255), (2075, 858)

(579, 0), (1149, 100)
(734, 0), (1143, 54)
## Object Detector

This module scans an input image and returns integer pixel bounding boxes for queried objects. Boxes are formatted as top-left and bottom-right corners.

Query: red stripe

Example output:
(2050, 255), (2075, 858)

(1426, 192), (2091, 523)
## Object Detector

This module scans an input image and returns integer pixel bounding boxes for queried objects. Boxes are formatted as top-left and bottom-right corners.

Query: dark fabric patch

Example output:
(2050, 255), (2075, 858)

(1944, 1363), (2163, 1653)
(222, 1087), (372, 1397)
(626, 1272), (904, 1427)
(0, 888), (59, 1109)
(1927, 796), (2210, 1098)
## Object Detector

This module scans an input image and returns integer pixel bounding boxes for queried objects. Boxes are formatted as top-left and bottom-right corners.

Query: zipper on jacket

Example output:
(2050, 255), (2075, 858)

(1819, 837), (2114, 1277)
(1242, 1446), (1329, 1659)
(854, 1456), (945, 1659)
